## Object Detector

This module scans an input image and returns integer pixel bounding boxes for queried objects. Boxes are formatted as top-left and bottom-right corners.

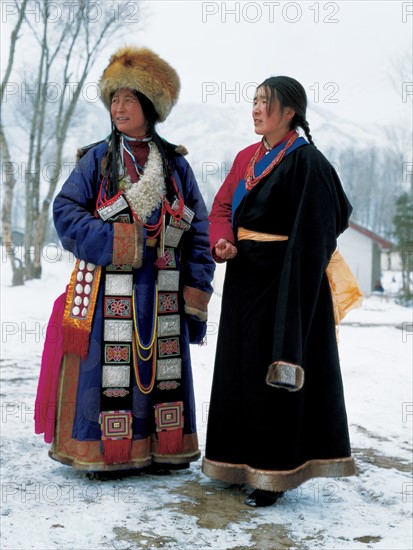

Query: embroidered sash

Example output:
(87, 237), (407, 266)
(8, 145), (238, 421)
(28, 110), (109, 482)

(231, 136), (308, 225)
(152, 200), (194, 455)
(97, 199), (135, 464)
(96, 194), (194, 463)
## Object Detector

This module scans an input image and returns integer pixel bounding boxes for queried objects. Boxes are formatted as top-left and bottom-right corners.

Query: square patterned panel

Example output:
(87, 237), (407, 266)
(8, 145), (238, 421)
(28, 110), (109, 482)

(105, 274), (133, 296)
(158, 270), (180, 292)
(102, 365), (131, 388)
(100, 410), (132, 439)
(156, 358), (182, 380)
(154, 401), (183, 432)
(157, 315), (180, 337)
(104, 319), (133, 342)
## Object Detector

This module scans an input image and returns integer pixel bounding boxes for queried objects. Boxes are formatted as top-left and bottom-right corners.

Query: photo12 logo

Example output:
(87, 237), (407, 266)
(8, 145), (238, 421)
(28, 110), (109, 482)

(1, 1), (140, 24)
(201, 2), (340, 24)
(2, 81), (101, 104)
(202, 81), (258, 103)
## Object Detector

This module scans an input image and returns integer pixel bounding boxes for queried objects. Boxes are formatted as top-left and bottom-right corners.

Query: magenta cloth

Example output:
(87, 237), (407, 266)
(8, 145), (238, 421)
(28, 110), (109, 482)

(34, 290), (67, 443)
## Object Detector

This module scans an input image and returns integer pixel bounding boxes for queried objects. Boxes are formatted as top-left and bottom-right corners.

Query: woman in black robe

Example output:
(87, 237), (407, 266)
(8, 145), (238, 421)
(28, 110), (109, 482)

(202, 76), (356, 507)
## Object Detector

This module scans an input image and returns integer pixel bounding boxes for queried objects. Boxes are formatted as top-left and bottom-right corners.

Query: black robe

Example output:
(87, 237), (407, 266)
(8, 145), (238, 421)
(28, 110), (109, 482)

(203, 144), (356, 491)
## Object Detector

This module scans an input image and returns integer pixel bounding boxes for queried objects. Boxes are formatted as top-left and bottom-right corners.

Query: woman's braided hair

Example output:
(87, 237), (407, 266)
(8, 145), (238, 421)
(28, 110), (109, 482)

(259, 76), (314, 145)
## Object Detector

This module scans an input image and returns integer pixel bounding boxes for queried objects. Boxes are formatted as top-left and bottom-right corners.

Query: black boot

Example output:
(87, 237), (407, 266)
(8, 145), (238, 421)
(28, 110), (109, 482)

(145, 462), (190, 475)
(244, 489), (284, 507)
(86, 469), (143, 481)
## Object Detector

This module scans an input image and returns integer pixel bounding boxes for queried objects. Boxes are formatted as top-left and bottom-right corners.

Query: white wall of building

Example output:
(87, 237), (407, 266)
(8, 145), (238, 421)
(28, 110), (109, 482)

(338, 227), (372, 296)
(211, 227), (375, 298)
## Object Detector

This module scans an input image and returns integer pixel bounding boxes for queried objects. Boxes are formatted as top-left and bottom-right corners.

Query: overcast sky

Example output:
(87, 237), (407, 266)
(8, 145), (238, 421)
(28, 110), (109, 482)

(123, 0), (412, 129)
(2, 1), (412, 131)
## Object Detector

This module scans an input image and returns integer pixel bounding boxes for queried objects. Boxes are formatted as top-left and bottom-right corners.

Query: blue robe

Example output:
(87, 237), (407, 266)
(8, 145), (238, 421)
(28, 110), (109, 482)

(50, 141), (214, 470)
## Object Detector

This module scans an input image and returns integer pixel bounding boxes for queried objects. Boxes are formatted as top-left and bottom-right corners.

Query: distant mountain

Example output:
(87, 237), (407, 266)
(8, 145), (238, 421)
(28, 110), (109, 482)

(5, 97), (391, 215)
(160, 102), (388, 208)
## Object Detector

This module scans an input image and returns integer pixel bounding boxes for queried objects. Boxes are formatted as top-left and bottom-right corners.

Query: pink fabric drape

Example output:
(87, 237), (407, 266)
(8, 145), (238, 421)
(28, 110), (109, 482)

(34, 291), (66, 443)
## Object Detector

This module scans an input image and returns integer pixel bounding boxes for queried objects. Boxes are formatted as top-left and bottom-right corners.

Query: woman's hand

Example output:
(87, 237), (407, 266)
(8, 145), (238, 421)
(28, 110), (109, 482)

(214, 238), (237, 260)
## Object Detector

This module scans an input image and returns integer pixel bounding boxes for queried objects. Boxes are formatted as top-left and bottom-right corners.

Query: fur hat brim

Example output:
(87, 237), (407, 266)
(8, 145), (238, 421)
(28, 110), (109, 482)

(100, 46), (180, 122)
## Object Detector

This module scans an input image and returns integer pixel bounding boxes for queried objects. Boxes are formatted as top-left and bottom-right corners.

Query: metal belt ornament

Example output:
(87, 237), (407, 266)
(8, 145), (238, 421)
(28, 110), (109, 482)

(95, 193), (194, 463)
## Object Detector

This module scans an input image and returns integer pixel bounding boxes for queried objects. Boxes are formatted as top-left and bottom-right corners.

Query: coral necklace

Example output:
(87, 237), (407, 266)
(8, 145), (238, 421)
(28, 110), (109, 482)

(244, 131), (299, 191)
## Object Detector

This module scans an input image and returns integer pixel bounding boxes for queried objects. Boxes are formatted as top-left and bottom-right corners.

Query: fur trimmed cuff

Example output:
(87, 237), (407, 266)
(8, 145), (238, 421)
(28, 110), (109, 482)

(183, 286), (211, 316)
(266, 361), (304, 392)
(184, 304), (208, 322)
(113, 222), (144, 268)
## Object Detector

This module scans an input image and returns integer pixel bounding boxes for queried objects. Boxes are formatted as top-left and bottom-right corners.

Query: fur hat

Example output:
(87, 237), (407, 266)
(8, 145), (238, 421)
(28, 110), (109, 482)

(99, 46), (180, 122)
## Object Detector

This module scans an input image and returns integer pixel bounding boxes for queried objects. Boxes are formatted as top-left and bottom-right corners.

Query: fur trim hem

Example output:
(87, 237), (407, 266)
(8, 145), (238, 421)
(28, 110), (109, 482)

(202, 457), (357, 492)
(48, 448), (152, 472)
(100, 46), (180, 122)
(266, 361), (304, 391)
(49, 436), (199, 471)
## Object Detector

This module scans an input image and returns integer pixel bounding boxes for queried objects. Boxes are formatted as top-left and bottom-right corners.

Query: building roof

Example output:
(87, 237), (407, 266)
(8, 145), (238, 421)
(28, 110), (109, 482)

(349, 221), (393, 249)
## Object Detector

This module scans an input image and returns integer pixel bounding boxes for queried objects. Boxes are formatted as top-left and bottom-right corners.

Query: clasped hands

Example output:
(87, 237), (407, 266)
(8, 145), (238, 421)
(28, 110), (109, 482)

(214, 238), (238, 260)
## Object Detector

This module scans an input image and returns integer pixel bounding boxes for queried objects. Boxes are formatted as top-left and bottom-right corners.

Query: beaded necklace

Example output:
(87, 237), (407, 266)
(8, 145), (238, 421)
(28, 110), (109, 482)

(131, 338), (157, 394)
(132, 283), (158, 360)
(131, 285), (158, 394)
(244, 131), (299, 191)
(96, 137), (187, 239)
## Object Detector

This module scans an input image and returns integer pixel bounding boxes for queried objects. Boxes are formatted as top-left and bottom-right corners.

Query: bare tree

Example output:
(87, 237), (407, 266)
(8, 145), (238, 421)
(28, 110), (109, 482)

(1, 0), (28, 285)
(325, 143), (405, 241)
(2, 0), (141, 282)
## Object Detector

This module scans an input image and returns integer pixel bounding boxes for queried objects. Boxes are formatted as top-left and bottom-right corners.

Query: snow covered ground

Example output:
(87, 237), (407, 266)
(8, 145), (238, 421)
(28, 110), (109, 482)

(1, 251), (412, 549)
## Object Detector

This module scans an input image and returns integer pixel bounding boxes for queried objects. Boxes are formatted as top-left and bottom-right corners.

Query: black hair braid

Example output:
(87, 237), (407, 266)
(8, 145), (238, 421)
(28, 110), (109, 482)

(104, 124), (122, 198)
(150, 127), (177, 203)
(133, 93), (176, 201)
(296, 115), (314, 145)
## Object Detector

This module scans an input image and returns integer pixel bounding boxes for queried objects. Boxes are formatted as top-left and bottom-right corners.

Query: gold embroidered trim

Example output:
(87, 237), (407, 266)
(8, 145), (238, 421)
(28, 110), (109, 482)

(202, 456), (356, 492)
(62, 260), (102, 357)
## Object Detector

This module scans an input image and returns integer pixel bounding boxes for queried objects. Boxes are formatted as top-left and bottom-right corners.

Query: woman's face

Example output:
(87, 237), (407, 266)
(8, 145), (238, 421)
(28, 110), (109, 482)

(252, 86), (294, 144)
(110, 89), (148, 137)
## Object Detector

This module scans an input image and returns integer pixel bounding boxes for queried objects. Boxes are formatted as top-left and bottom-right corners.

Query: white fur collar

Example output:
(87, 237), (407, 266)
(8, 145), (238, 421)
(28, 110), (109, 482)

(123, 143), (166, 224)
